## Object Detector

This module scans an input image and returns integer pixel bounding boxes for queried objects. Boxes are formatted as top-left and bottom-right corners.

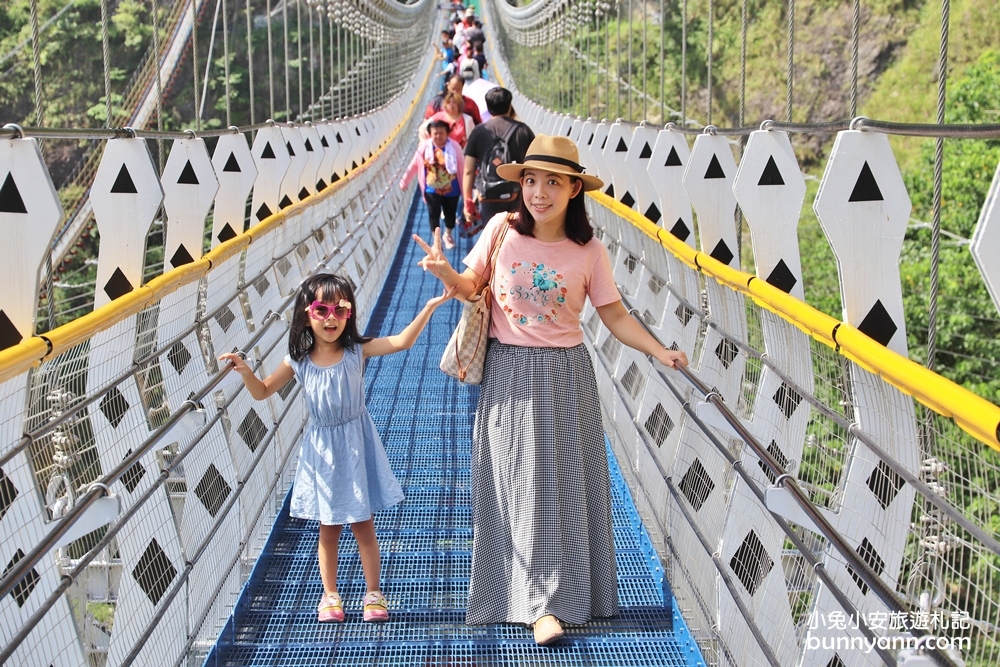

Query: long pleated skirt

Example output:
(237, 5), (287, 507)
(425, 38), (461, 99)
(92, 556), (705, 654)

(466, 339), (620, 626)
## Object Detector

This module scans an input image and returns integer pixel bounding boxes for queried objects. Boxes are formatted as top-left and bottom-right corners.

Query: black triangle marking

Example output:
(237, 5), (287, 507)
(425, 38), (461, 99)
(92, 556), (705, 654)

(217, 222), (238, 243)
(0, 309), (23, 351)
(110, 164), (138, 193)
(849, 161), (884, 202)
(286, 142), (295, 157)
(758, 156), (785, 186)
(600, 136), (608, 150)
(566, 127), (572, 137)
(335, 132), (343, 143)
(0, 173), (28, 213)
(256, 203), (273, 221)
(605, 183), (615, 197)
(279, 195), (294, 209)
(665, 146), (682, 166)
(639, 142), (652, 159)
(355, 127), (361, 136)
(351, 161), (358, 170)
(316, 179), (327, 191)
(170, 243), (195, 268)
(223, 153), (241, 172)
(104, 267), (134, 301)
(177, 160), (199, 184)
(331, 173), (340, 183)
(704, 154), (726, 179)
(616, 137), (628, 152)
(298, 187), (310, 201)
(587, 133), (594, 146)
(304, 139), (314, 152)
(670, 218), (691, 242)
(260, 142), (276, 159)
(320, 135), (330, 147)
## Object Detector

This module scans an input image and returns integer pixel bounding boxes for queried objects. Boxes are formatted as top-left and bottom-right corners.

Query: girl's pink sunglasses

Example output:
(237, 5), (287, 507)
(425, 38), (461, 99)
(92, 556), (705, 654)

(308, 300), (352, 320)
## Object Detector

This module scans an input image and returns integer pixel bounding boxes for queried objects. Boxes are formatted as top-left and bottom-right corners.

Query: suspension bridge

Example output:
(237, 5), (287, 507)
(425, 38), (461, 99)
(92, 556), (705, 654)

(1, 0), (999, 666)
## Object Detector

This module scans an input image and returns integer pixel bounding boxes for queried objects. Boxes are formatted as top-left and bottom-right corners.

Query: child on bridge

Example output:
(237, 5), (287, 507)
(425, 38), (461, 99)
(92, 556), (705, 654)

(220, 274), (456, 624)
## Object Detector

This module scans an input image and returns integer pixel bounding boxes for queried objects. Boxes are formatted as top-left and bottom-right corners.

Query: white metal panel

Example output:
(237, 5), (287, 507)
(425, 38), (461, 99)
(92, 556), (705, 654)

(624, 124), (663, 225)
(249, 125), (291, 225)
(90, 138), (164, 310)
(161, 137), (218, 272)
(647, 127), (695, 245)
(300, 124), (325, 201)
(0, 138), (62, 349)
(970, 157), (1000, 314)
(587, 121), (615, 196)
(604, 121), (638, 211)
(279, 124), (310, 208)
(682, 133), (740, 269)
(210, 132), (257, 249)
(314, 123), (341, 191)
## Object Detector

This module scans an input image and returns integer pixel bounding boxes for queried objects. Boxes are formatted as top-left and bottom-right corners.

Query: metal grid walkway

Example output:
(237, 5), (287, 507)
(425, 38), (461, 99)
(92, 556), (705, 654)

(205, 195), (705, 666)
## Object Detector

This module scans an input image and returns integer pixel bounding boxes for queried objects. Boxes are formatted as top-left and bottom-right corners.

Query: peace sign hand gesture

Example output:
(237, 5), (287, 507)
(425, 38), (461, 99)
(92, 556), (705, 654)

(412, 227), (456, 282)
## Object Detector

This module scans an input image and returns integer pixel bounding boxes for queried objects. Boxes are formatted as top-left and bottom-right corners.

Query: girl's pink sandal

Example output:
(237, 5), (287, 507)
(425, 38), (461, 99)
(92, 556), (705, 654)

(362, 591), (389, 622)
(317, 592), (345, 623)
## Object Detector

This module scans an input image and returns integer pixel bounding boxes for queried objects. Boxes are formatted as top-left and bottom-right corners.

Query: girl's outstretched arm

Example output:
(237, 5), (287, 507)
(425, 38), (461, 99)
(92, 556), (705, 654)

(218, 353), (295, 400)
(363, 285), (459, 358)
(596, 300), (690, 369)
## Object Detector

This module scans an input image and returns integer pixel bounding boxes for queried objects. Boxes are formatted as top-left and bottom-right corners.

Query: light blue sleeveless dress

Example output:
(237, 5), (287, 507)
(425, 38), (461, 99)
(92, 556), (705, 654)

(286, 344), (404, 525)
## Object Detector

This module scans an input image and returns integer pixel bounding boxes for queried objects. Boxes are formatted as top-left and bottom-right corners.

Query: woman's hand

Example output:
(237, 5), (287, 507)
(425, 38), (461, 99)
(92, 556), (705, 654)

(218, 352), (254, 376)
(654, 347), (689, 369)
(412, 228), (456, 282)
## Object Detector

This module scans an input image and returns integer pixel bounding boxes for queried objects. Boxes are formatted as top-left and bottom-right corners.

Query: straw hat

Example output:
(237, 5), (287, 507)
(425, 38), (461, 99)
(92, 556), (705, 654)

(495, 135), (604, 192)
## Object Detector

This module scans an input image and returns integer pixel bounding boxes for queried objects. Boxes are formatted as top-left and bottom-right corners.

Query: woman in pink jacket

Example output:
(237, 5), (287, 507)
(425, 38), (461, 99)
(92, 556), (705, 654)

(400, 119), (464, 249)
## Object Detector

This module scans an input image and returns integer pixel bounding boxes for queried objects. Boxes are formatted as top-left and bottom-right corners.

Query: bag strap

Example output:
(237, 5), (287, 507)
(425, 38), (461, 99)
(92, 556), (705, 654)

(471, 213), (512, 297)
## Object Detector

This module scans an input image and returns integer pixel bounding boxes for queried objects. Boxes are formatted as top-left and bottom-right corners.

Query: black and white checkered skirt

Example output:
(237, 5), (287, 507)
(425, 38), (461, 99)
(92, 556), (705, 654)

(466, 339), (620, 626)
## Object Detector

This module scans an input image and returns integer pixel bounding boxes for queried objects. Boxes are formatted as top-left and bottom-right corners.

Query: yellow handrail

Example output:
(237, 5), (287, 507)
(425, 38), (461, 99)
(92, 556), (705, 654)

(589, 191), (1000, 453)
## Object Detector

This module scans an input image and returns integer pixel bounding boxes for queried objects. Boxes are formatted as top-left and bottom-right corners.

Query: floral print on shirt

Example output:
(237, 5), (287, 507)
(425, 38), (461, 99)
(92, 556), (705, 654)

(497, 261), (569, 326)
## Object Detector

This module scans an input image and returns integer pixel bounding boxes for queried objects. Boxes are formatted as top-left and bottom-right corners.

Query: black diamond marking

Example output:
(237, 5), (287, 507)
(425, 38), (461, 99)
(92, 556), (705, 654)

(320, 135), (330, 147)
(0, 173), (28, 213)
(0, 468), (18, 521)
(624, 254), (638, 274)
(194, 464), (231, 517)
(351, 161), (358, 170)
(275, 256), (292, 276)
(826, 656), (847, 667)
(120, 448), (146, 493)
(670, 218), (691, 242)
(279, 195), (294, 209)
(857, 299), (897, 347)
(298, 187), (310, 201)
(223, 153), (241, 172)
(648, 275), (665, 295)
(757, 155), (785, 186)
(331, 173), (340, 183)
(251, 274), (270, 297)
(238, 409), (268, 453)
(644, 403), (675, 446)
(214, 305), (236, 332)
(765, 259), (797, 294)
(644, 202), (662, 223)
(675, 303), (694, 326)
(260, 142), (276, 159)
(620, 192), (636, 208)
(714, 339), (739, 369)
(297, 243), (311, 261)
(773, 382), (803, 419)
(729, 530), (774, 596)
(177, 160), (199, 184)
(704, 154), (726, 179)
(316, 179), (327, 191)
(256, 202), (273, 221)
(0, 310), (23, 351)
(132, 538), (177, 606)
(866, 460), (906, 509)
(616, 137), (628, 152)
(277, 376), (296, 401)
(304, 138), (314, 152)
(286, 142), (295, 157)
(169, 243), (194, 269)
(710, 239), (734, 266)
(847, 537), (885, 595)
(758, 440), (789, 484)
(110, 164), (138, 193)
(679, 458), (715, 511)
(849, 161), (884, 202)
(664, 146), (682, 166)
(167, 341), (193, 375)
(3, 549), (39, 607)
(103, 267), (134, 301)
(639, 142), (652, 159)
(621, 361), (643, 398)
(605, 183), (615, 198)
(217, 222), (238, 243)
(335, 132), (343, 143)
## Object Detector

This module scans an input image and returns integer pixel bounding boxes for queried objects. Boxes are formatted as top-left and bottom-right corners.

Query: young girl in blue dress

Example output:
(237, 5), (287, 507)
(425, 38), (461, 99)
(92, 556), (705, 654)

(220, 274), (456, 623)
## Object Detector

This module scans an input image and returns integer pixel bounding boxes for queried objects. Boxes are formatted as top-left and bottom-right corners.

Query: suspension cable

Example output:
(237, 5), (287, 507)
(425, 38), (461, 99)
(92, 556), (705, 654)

(191, 0), (202, 131)
(850, 0), (859, 117)
(100, 0), (113, 127)
(245, 0), (256, 125)
(297, 0), (304, 118)
(267, 0), (275, 117)
(308, 0), (315, 113)
(786, 0), (794, 122)
(680, 0), (687, 124)
(151, 0), (165, 171)
(284, 0), (291, 118)
(222, 0), (232, 126)
(927, 0), (950, 374)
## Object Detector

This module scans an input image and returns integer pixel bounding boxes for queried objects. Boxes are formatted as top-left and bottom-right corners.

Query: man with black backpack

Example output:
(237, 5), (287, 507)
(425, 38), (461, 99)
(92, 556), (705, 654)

(462, 87), (535, 236)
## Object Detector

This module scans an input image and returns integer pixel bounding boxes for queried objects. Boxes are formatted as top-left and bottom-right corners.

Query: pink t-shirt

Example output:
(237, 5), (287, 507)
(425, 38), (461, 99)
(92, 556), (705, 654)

(463, 213), (621, 348)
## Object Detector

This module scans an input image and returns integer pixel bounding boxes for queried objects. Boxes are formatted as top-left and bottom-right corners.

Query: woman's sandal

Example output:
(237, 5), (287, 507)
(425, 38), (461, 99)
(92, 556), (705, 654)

(362, 590), (390, 622)
(533, 614), (565, 646)
(317, 592), (345, 623)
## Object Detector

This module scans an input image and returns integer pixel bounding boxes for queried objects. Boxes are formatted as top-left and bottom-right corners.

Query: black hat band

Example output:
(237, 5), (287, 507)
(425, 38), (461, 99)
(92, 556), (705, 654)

(521, 154), (585, 173)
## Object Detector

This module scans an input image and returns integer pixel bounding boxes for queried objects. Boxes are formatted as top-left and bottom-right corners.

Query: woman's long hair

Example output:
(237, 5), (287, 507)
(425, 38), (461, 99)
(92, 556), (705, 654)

(288, 274), (371, 361)
(513, 177), (593, 245)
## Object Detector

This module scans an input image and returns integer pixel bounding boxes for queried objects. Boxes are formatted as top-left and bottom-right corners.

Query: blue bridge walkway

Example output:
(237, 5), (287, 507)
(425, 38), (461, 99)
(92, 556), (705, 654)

(205, 195), (705, 666)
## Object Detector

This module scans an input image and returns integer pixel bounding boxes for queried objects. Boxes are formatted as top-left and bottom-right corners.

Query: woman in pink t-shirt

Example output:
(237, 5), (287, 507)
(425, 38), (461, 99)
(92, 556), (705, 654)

(414, 136), (688, 646)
